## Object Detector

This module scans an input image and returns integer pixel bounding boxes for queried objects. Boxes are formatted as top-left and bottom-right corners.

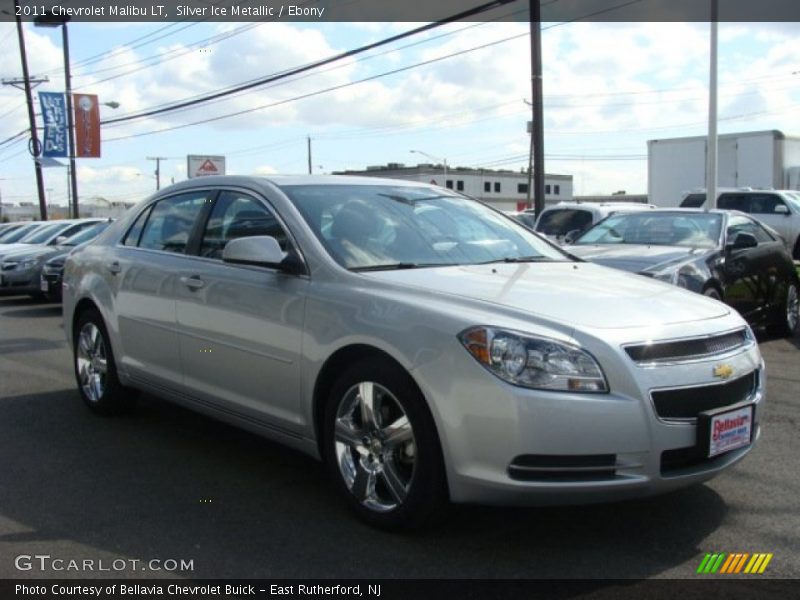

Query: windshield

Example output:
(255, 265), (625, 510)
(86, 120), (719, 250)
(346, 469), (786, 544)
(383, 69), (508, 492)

(1, 223), (44, 243)
(62, 221), (110, 246)
(283, 184), (568, 270)
(0, 225), (22, 241)
(19, 222), (68, 244)
(575, 212), (723, 248)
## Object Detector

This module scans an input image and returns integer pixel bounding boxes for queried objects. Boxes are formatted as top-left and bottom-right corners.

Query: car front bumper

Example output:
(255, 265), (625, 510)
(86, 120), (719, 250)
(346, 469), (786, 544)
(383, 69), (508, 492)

(412, 330), (764, 506)
(0, 266), (42, 294)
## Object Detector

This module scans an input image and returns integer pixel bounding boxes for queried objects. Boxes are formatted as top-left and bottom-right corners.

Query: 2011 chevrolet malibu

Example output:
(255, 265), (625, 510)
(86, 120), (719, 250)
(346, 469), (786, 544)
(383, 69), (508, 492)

(63, 176), (765, 529)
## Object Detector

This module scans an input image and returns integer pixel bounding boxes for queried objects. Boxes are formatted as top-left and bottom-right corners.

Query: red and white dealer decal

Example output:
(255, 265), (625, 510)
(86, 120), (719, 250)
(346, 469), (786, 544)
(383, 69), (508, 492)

(709, 406), (752, 457)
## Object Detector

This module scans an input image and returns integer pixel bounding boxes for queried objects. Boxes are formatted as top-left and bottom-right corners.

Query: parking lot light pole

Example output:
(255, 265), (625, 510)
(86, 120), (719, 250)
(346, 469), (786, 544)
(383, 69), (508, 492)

(410, 149), (448, 183)
(706, 0), (719, 212)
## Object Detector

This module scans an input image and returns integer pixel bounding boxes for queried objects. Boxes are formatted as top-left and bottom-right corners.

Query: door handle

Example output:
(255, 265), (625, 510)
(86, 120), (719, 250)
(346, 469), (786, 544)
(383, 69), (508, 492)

(107, 261), (121, 275)
(180, 275), (205, 290)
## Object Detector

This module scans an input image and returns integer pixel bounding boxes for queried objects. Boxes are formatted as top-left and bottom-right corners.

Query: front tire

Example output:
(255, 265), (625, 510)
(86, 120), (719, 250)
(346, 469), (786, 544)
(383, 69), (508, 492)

(322, 357), (448, 530)
(73, 309), (137, 415)
(769, 281), (799, 338)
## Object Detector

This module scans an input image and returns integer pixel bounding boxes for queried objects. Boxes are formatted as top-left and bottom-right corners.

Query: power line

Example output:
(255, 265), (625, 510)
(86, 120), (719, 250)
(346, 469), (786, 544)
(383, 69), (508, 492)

(100, 0), (515, 127)
(104, 29), (529, 141)
(98, 5), (527, 125)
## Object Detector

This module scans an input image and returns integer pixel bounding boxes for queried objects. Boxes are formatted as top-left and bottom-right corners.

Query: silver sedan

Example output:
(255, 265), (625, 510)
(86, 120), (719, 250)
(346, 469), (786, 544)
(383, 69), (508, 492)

(63, 176), (765, 529)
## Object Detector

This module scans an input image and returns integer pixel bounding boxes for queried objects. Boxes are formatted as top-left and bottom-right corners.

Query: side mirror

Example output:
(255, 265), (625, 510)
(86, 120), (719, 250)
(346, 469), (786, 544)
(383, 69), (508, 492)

(774, 204), (790, 215)
(727, 232), (758, 251)
(54, 236), (68, 245)
(564, 229), (582, 244)
(222, 236), (305, 275)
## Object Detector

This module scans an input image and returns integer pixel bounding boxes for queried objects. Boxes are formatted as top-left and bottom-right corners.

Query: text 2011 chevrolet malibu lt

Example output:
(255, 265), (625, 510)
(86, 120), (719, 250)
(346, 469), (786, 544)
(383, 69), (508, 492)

(63, 176), (764, 528)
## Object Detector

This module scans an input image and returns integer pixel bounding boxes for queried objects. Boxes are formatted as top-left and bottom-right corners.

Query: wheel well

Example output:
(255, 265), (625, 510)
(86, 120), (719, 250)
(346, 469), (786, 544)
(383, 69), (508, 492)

(72, 298), (101, 337)
(312, 344), (415, 454)
(703, 280), (723, 300)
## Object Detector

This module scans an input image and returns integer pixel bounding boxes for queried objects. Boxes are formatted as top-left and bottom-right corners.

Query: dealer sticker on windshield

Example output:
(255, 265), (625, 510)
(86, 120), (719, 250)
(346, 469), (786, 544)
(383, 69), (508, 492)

(708, 405), (753, 457)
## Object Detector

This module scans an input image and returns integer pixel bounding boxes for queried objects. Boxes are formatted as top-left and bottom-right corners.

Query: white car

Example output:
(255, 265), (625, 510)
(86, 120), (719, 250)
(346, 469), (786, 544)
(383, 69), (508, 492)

(534, 201), (655, 244)
(63, 176), (764, 529)
(681, 188), (800, 259)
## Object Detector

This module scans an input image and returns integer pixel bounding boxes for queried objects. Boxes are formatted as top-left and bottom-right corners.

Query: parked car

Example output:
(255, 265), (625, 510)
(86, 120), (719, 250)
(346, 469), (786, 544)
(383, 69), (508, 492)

(505, 211), (537, 229)
(566, 209), (799, 336)
(0, 222), (27, 241)
(680, 188), (800, 259)
(0, 218), (104, 263)
(534, 201), (655, 244)
(0, 221), (45, 245)
(0, 220), (113, 299)
(64, 176), (765, 529)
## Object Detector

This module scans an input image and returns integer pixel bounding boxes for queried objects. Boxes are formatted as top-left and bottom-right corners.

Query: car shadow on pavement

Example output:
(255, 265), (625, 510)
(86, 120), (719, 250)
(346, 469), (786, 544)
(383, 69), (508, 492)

(2, 305), (62, 319)
(0, 389), (727, 581)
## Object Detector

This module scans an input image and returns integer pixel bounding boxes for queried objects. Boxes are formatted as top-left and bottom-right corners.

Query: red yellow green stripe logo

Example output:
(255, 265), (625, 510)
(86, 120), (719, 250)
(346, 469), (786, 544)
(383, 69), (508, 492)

(697, 552), (773, 574)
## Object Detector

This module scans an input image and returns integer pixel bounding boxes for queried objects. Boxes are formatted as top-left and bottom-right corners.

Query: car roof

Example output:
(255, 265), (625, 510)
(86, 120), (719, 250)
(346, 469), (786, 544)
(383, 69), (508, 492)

(158, 174), (440, 193)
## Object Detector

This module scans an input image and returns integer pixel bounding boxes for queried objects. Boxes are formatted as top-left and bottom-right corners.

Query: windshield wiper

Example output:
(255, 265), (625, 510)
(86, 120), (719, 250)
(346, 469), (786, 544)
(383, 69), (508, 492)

(479, 256), (556, 265)
(351, 262), (448, 272)
(376, 194), (450, 205)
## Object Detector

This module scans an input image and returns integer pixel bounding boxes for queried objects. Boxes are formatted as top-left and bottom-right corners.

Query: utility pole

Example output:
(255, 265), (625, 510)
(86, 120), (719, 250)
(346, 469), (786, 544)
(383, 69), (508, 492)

(62, 21), (78, 218)
(529, 0), (545, 214)
(8, 0), (48, 220)
(147, 157), (168, 190)
(307, 136), (312, 174)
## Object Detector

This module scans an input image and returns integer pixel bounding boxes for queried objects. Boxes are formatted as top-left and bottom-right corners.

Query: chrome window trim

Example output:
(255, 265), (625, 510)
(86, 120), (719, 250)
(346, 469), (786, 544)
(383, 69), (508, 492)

(114, 185), (310, 277)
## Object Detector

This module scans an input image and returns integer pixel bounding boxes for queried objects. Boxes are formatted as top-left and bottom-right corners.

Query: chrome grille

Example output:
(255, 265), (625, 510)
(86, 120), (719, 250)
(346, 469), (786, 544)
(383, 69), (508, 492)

(625, 329), (750, 364)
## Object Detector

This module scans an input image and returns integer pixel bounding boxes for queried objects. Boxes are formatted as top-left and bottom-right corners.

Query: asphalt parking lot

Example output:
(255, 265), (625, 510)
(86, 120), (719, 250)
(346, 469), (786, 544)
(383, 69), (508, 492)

(0, 293), (798, 580)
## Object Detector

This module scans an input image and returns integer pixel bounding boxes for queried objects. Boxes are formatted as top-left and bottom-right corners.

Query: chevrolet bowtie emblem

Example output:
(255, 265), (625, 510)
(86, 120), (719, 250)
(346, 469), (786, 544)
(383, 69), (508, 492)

(713, 364), (735, 379)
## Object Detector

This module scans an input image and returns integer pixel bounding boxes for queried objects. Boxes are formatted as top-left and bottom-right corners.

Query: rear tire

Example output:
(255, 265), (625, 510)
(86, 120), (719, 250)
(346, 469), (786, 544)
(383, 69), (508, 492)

(73, 308), (137, 415)
(703, 287), (722, 301)
(322, 356), (448, 530)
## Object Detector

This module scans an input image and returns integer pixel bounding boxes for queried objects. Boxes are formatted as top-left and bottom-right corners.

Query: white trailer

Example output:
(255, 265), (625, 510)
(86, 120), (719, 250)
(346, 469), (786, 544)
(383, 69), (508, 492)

(647, 130), (800, 206)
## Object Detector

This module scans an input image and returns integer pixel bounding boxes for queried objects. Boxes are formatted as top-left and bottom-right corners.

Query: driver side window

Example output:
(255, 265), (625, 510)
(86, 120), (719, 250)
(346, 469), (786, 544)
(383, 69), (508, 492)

(199, 192), (289, 260)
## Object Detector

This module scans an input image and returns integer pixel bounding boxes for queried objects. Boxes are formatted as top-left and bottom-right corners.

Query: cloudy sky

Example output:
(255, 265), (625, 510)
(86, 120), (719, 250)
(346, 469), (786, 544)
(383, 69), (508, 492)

(0, 12), (798, 207)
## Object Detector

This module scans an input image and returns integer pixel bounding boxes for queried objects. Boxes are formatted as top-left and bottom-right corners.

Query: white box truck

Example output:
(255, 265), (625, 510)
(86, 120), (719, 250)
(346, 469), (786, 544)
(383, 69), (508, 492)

(647, 130), (800, 206)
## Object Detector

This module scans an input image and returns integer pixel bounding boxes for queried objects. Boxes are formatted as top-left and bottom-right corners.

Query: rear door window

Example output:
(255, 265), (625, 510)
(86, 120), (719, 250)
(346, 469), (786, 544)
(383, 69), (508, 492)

(680, 194), (706, 208)
(536, 209), (593, 236)
(718, 194), (750, 212)
(137, 192), (209, 254)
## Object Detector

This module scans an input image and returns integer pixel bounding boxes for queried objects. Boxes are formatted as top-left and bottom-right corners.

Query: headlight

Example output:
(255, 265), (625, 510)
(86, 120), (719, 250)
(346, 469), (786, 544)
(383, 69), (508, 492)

(458, 326), (608, 393)
(18, 259), (39, 270)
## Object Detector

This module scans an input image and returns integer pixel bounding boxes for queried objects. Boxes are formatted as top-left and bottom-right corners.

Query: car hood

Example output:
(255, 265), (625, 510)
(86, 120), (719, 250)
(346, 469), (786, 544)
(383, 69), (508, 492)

(565, 244), (711, 274)
(365, 261), (728, 330)
(0, 242), (36, 258)
(1, 245), (59, 262)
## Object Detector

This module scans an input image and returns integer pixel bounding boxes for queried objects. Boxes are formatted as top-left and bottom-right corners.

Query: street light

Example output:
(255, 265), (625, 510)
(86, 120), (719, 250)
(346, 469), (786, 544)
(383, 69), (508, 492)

(410, 149), (448, 182)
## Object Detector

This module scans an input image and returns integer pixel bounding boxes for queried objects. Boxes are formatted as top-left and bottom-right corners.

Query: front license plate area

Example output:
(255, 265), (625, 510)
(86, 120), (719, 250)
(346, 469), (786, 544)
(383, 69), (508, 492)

(40, 277), (49, 292)
(698, 404), (754, 458)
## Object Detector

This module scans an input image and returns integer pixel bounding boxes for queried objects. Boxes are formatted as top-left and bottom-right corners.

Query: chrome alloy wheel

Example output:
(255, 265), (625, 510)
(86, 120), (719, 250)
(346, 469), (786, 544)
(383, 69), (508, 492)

(788, 283), (799, 333)
(334, 382), (417, 512)
(76, 322), (108, 403)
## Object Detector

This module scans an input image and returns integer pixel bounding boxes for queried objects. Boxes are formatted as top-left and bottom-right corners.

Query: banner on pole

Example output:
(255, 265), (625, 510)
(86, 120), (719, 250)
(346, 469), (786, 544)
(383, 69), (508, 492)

(39, 92), (68, 158)
(74, 94), (101, 158)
